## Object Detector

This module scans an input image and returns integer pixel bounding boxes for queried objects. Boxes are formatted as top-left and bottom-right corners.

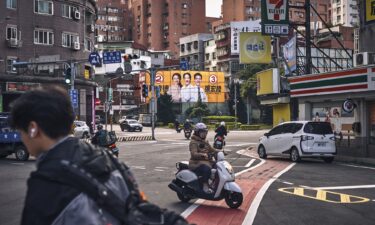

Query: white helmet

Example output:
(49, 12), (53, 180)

(194, 122), (207, 133)
(220, 121), (225, 126)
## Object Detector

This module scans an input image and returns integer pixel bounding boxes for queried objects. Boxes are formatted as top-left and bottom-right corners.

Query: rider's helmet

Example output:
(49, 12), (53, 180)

(97, 124), (103, 130)
(220, 121), (225, 126)
(194, 122), (208, 139)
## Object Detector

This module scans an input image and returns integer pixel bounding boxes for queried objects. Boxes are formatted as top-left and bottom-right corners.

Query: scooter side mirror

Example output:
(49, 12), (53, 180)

(217, 152), (225, 161)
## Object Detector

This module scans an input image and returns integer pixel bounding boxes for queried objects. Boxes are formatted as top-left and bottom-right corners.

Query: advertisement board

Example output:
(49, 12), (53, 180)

(230, 20), (261, 55)
(145, 71), (225, 103)
(283, 36), (297, 75)
(256, 68), (279, 95)
(365, 0), (375, 24)
(240, 32), (272, 64)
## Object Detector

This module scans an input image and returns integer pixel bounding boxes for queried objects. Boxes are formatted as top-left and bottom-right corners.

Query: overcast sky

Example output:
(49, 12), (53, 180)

(206, 0), (222, 18)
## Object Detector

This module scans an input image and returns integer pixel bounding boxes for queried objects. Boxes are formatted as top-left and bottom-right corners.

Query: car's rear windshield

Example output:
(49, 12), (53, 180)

(304, 122), (333, 135)
(129, 120), (137, 124)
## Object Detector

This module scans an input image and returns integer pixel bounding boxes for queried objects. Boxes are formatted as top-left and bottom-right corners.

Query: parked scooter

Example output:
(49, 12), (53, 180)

(168, 151), (243, 208)
(184, 128), (192, 139)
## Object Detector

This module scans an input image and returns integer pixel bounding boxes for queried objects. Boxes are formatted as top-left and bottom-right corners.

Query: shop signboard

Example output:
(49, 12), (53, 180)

(283, 36), (297, 75)
(144, 71), (225, 103)
(261, 0), (289, 36)
(230, 20), (261, 55)
(365, 0), (375, 24)
(256, 68), (280, 95)
(239, 32), (272, 64)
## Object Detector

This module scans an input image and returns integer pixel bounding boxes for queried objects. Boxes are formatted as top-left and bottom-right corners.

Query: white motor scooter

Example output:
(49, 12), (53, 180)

(168, 152), (243, 208)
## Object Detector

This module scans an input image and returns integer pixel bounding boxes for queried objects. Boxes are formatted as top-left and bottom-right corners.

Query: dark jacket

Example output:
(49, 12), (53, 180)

(21, 137), (128, 225)
(215, 125), (227, 137)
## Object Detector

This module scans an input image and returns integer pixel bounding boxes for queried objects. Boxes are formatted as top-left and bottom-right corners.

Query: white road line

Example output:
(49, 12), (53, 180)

(245, 159), (256, 168)
(154, 169), (164, 172)
(155, 167), (169, 169)
(131, 166), (146, 170)
(181, 199), (205, 218)
(300, 185), (312, 189)
(312, 184), (375, 190)
(338, 163), (375, 170)
(282, 181), (294, 185)
(242, 163), (296, 225)
(11, 163), (25, 165)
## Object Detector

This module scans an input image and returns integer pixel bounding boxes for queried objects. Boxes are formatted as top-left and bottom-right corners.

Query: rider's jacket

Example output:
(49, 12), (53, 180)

(215, 125), (227, 137)
(188, 135), (216, 170)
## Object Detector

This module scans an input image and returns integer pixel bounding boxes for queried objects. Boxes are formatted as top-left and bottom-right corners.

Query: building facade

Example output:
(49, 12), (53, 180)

(222, 0), (261, 23)
(96, 0), (131, 42)
(179, 33), (214, 71)
(0, 0), (97, 123)
(130, 0), (206, 59)
(204, 39), (218, 71)
(331, 0), (359, 27)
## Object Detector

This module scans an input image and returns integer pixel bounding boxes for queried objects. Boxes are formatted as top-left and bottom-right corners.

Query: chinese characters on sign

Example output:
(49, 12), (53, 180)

(230, 20), (261, 55)
(240, 32), (272, 64)
(103, 51), (121, 64)
(365, 0), (375, 24)
(261, 0), (289, 36)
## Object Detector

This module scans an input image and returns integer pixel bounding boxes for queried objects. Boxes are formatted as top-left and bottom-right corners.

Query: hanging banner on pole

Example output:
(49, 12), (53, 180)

(283, 36), (297, 75)
(239, 32), (272, 64)
(261, 0), (289, 36)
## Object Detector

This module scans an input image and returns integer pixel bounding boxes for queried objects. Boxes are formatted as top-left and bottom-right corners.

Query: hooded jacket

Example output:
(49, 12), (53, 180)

(188, 135), (217, 170)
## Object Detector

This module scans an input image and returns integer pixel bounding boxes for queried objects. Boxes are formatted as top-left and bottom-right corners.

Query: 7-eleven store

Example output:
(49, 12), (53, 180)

(289, 66), (375, 158)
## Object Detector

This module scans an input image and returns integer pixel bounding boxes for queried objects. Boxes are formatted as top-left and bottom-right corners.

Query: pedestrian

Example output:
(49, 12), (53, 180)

(10, 85), (189, 225)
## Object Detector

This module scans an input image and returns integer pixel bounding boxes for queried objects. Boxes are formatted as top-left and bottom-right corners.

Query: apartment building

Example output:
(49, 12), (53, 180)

(331, 0), (359, 27)
(96, 0), (131, 42)
(204, 39), (218, 71)
(180, 33), (214, 71)
(130, 0), (206, 59)
(222, 0), (261, 23)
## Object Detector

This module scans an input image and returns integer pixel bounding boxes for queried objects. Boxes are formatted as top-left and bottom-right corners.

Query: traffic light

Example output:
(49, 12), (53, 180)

(64, 68), (72, 84)
(142, 84), (148, 98)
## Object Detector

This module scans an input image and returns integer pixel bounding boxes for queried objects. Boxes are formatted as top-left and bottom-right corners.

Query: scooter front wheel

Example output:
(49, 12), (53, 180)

(177, 193), (191, 203)
(225, 191), (243, 208)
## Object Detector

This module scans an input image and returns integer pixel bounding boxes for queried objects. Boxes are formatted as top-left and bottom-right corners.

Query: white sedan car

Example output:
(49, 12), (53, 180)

(258, 121), (336, 163)
(74, 121), (91, 139)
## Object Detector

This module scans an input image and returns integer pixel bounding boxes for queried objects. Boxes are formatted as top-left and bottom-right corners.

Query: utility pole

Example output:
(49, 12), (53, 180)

(305, 0), (312, 75)
(150, 68), (156, 140)
(234, 80), (237, 129)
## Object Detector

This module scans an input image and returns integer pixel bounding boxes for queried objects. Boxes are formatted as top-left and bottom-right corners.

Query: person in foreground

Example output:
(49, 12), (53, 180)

(188, 123), (218, 193)
(11, 86), (189, 225)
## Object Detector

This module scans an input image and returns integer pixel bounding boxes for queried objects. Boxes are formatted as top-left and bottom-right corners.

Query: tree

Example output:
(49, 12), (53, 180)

(238, 64), (274, 124)
(185, 98), (210, 121)
(157, 94), (175, 124)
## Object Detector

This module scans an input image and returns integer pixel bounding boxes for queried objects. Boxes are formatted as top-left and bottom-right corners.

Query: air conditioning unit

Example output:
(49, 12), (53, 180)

(73, 42), (80, 50)
(8, 38), (19, 48)
(74, 10), (81, 20)
(354, 52), (375, 67)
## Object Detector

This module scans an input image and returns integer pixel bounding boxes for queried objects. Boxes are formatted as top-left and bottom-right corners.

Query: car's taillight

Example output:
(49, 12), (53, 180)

(109, 143), (116, 148)
(301, 135), (314, 141)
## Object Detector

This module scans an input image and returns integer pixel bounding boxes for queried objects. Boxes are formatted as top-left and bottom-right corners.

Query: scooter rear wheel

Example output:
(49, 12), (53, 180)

(177, 193), (191, 203)
(225, 191), (243, 208)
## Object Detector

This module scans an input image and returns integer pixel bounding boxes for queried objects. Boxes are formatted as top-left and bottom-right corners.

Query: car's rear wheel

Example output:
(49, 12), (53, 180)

(258, 145), (267, 159)
(323, 157), (334, 163)
(139, 128), (143, 132)
(15, 146), (29, 161)
(290, 147), (301, 162)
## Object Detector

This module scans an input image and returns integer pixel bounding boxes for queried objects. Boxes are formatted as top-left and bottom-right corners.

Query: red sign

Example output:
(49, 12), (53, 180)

(6, 82), (40, 92)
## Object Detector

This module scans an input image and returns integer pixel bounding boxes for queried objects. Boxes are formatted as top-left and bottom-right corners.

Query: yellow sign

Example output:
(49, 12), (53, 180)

(366, 0), (375, 23)
(256, 68), (279, 95)
(145, 71), (225, 103)
(240, 32), (272, 64)
(84, 69), (90, 79)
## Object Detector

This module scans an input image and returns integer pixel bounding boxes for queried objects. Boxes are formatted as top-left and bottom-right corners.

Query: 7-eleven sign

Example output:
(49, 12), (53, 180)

(266, 0), (287, 21)
(261, 0), (289, 36)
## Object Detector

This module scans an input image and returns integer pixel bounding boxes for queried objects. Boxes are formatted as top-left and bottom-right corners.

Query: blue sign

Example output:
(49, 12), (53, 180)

(103, 51), (121, 64)
(69, 89), (79, 109)
(180, 60), (189, 71)
(88, 52), (101, 66)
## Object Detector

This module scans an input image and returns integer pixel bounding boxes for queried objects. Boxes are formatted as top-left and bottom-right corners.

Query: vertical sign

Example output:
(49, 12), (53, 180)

(365, 0), (375, 24)
(230, 20), (262, 55)
(69, 89), (79, 109)
(283, 36), (297, 75)
(261, 0), (289, 36)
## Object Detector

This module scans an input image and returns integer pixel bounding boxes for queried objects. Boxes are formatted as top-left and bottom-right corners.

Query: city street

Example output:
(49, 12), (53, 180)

(1, 127), (375, 225)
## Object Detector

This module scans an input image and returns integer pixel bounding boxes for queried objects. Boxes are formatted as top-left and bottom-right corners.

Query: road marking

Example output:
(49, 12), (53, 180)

(155, 166), (169, 169)
(245, 159), (256, 168)
(279, 187), (370, 204)
(154, 169), (164, 172)
(11, 163), (25, 165)
(338, 163), (375, 170)
(131, 166), (146, 170)
(282, 181), (294, 185)
(242, 163), (296, 225)
(312, 184), (375, 190)
(181, 199), (205, 218)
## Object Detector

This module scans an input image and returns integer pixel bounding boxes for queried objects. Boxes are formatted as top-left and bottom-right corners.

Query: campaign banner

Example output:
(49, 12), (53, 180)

(283, 36), (297, 75)
(145, 71), (225, 103)
(239, 32), (272, 64)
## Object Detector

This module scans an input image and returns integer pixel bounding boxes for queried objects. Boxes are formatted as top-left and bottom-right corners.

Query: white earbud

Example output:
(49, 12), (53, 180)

(30, 128), (36, 138)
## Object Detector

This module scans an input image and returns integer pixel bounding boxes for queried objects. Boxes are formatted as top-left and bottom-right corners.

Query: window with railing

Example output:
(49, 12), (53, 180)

(62, 32), (79, 48)
(6, 26), (18, 40)
(62, 4), (76, 19)
(34, 29), (54, 45)
(6, 0), (16, 9)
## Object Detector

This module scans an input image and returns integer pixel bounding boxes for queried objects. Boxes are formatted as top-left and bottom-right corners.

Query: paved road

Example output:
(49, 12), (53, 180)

(1, 127), (375, 225)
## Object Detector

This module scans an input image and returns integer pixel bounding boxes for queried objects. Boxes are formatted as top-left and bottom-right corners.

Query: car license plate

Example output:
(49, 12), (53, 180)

(317, 142), (326, 147)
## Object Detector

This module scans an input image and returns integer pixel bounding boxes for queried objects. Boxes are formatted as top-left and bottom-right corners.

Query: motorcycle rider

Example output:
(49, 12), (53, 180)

(174, 119), (181, 133)
(215, 121), (227, 139)
(91, 124), (106, 145)
(188, 123), (218, 194)
(183, 119), (192, 131)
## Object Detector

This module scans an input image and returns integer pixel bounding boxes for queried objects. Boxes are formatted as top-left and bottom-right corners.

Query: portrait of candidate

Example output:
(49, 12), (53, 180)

(181, 72), (193, 102)
(167, 73), (182, 102)
(191, 73), (208, 102)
